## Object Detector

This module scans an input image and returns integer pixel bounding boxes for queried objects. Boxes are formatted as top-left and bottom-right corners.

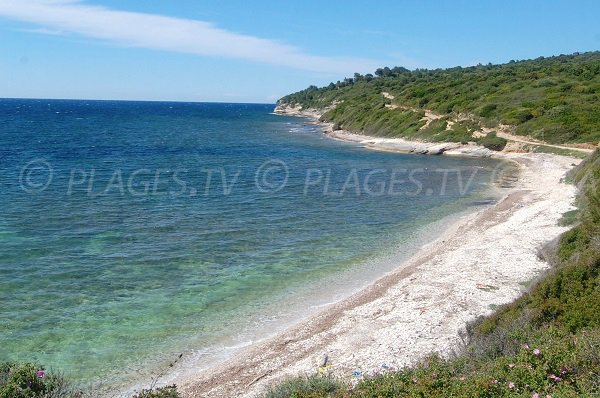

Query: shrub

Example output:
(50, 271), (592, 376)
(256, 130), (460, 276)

(0, 363), (73, 398)
(131, 385), (180, 398)
(477, 132), (508, 151)
(479, 103), (497, 117)
(263, 374), (342, 398)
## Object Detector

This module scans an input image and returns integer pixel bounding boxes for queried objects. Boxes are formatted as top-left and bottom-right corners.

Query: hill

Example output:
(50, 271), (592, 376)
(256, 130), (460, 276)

(277, 52), (600, 146)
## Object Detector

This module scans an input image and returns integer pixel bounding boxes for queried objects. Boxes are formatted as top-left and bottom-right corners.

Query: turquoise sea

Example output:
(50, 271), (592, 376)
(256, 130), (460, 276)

(0, 99), (504, 392)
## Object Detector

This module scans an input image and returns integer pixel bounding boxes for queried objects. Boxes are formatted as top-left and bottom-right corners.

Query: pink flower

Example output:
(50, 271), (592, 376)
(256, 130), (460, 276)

(546, 395), (552, 398)
(459, 376), (466, 381)
(532, 393), (540, 398)
(431, 373), (437, 379)
(508, 381), (515, 389)
(533, 348), (541, 356)
(36, 370), (45, 379)
(491, 379), (498, 385)
(549, 374), (562, 381)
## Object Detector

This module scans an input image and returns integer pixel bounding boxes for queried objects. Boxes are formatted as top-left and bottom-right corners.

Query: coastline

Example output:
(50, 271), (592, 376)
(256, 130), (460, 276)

(175, 109), (580, 397)
(271, 104), (499, 158)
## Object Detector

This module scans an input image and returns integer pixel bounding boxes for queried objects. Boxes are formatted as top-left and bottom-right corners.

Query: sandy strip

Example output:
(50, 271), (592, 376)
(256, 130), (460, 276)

(176, 129), (580, 397)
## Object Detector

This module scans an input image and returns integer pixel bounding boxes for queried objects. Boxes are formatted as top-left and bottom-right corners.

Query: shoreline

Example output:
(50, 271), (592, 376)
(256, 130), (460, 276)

(175, 110), (581, 397)
(271, 105), (499, 158)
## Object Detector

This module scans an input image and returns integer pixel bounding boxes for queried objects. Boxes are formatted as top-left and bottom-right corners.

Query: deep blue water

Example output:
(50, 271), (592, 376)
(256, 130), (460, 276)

(0, 99), (503, 391)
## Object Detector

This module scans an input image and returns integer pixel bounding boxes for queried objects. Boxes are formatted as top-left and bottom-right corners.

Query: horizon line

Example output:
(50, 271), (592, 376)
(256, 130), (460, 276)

(0, 96), (277, 105)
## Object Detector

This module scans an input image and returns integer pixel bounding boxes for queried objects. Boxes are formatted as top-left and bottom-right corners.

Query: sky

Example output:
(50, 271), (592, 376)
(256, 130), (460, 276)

(0, 0), (599, 103)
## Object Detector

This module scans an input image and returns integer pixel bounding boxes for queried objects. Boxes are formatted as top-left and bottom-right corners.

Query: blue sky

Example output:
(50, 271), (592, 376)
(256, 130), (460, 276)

(0, 0), (599, 103)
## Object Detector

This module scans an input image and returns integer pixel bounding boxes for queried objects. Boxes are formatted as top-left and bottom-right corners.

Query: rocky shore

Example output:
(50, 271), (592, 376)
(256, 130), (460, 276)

(273, 103), (497, 157)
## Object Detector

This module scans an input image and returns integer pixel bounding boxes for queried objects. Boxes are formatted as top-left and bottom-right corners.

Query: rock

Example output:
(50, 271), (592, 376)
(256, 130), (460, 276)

(318, 353), (329, 367)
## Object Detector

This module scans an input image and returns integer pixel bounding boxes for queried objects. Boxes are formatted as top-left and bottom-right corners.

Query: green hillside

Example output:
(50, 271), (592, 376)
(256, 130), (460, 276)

(278, 52), (600, 145)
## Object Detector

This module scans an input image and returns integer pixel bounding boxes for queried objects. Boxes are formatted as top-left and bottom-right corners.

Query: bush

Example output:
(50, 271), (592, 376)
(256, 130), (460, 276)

(263, 374), (342, 398)
(477, 132), (508, 151)
(0, 362), (183, 398)
(131, 385), (180, 398)
(479, 103), (497, 117)
(0, 363), (73, 398)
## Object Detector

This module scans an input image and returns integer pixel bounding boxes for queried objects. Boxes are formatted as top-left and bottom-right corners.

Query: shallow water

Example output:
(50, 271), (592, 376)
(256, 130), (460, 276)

(0, 99), (504, 391)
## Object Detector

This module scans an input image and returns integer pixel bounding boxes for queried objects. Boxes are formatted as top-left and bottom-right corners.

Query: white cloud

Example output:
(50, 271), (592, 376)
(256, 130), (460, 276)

(0, 0), (381, 75)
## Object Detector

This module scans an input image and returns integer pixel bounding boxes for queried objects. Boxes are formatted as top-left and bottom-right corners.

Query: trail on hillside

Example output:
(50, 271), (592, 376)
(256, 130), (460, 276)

(380, 92), (595, 154)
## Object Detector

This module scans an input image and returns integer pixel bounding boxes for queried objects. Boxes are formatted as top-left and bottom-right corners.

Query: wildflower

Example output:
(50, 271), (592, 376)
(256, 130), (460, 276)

(508, 381), (515, 389)
(491, 379), (498, 385)
(533, 348), (541, 356)
(546, 395), (552, 398)
(549, 374), (562, 382)
(432, 373), (437, 379)
(36, 370), (45, 378)
(523, 344), (530, 349)
(532, 393), (539, 398)
(459, 376), (466, 381)
(508, 363), (515, 368)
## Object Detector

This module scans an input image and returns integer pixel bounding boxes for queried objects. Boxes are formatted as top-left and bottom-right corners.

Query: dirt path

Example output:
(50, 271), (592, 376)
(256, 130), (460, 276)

(376, 95), (596, 154)
(494, 130), (595, 154)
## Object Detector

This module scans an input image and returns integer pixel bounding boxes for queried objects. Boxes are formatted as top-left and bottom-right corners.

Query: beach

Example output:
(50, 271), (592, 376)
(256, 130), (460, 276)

(177, 111), (580, 397)
(2, 100), (513, 395)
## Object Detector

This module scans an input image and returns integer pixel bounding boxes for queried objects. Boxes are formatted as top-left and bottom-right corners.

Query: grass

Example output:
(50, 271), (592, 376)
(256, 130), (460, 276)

(530, 144), (590, 159)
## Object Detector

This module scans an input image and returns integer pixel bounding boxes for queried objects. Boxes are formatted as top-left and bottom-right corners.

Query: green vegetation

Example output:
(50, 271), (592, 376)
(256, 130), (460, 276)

(0, 363), (75, 398)
(529, 144), (590, 159)
(263, 375), (342, 398)
(278, 52), (600, 145)
(0, 362), (180, 398)
(6, 51), (600, 398)
(262, 151), (600, 397)
(476, 132), (508, 151)
(131, 385), (180, 398)
(558, 210), (580, 227)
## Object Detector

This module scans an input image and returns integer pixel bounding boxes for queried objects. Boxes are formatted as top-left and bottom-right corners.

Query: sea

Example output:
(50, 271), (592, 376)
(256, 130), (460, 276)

(0, 99), (505, 393)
